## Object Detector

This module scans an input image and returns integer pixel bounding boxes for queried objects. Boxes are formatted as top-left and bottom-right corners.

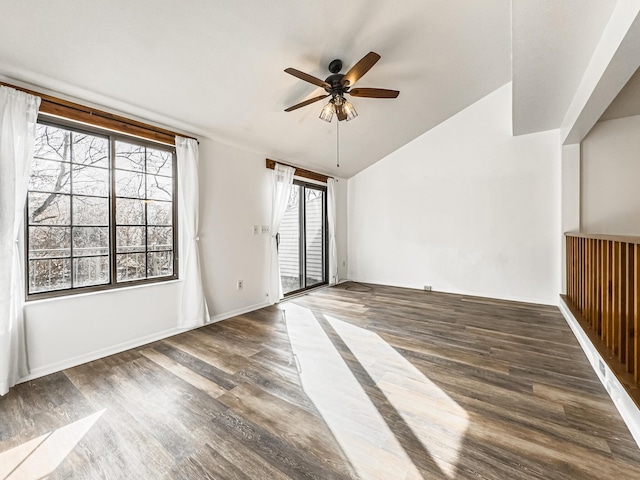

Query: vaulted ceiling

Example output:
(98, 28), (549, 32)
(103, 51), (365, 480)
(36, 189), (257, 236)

(511, 0), (618, 136)
(0, 0), (511, 177)
(1, 1), (627, 177)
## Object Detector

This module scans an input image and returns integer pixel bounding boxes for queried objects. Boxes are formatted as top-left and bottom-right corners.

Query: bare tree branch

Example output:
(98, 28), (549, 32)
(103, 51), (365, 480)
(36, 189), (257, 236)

(31, 134), (69, 223)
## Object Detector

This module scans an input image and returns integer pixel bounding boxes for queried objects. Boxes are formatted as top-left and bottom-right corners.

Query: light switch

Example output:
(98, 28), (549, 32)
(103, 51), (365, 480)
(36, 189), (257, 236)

(253, 225), (259, 235)
(261, 225), (269, 234)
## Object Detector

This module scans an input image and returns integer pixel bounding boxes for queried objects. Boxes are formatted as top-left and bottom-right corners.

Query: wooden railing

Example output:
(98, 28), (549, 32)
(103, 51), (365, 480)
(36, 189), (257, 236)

(565, 233), (640, 399)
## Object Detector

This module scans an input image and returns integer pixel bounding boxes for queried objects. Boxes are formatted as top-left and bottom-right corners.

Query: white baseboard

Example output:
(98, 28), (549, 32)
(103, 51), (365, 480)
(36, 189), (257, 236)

(346, 278), (556, 306)
(19, 326), (187, 383)
(209, 301), (270, 323)
(558, 296), (640, 449)
(19, 302), (271, 384)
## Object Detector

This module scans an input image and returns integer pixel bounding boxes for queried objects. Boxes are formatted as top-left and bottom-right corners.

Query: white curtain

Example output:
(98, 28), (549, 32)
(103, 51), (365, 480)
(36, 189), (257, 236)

(269, 163), (295, 303)
(327, 178), (338, 285)
(0, 86), (41, 396)
(176, 136), (210, 328)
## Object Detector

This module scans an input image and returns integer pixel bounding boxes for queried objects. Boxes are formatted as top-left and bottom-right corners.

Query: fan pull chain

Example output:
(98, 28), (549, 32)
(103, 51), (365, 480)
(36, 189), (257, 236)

(336, 118), (340, 168)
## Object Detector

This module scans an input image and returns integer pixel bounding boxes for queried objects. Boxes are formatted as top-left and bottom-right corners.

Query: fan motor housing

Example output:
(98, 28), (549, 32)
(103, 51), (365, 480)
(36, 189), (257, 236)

(325, 74), (345, 90)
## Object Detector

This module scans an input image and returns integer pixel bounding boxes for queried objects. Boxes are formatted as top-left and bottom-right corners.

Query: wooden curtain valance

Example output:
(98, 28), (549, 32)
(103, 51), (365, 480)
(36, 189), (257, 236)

(266, 159), (330, 183)
(0, 81), (197, 145)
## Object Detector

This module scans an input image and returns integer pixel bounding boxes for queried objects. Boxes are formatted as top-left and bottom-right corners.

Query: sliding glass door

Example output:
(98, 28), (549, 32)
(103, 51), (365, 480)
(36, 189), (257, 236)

(280, 184), (302, 293)
(279, 181), (327, 295)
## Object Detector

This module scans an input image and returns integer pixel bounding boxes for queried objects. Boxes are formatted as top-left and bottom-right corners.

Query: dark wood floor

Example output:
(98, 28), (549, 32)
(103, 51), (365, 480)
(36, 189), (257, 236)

(2, 283), (640, 479)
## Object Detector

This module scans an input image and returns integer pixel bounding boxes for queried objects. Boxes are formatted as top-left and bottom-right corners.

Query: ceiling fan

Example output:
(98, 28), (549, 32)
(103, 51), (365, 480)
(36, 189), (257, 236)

(284, 52), (399, 122)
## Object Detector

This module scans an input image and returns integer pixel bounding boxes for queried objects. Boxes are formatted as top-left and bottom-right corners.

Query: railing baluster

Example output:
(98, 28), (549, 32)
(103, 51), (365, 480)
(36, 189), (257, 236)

(569, 237), (574, 303)
(604, 239), (609, 343)
(571, 238), (582, 308)
(587, 239), (592, 326)
(635, 244), (640, 383)
(571, 238), (581, 308)
(609, 241), (614, 350)
(618, 242), (626, 364)
(597, 239), (601, 337)
(576, 237), (580, 306)
(602, 240), (608, 346)
(612, 242), (619, 356)
(580, 238), (584, 314)
(580, 238), (593, 322)
(593, 238), (597, 328)
(629, 243), (636, 376)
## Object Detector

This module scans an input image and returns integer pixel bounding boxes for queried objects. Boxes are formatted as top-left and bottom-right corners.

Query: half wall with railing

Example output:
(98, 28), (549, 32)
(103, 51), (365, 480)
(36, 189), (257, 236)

(565, 232), (640, 404)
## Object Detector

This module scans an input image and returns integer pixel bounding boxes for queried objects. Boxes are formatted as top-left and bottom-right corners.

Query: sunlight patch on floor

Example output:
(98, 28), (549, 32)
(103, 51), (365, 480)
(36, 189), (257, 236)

(283, 303), (423, 480)
(0, 409), (105, 480)
(326, 315), (469, 479)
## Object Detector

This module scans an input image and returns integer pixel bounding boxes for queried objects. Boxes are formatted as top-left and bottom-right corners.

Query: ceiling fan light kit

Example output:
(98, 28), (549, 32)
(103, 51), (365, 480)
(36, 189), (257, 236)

(284, 51), (399, 122)
(318, 96), (358, 123)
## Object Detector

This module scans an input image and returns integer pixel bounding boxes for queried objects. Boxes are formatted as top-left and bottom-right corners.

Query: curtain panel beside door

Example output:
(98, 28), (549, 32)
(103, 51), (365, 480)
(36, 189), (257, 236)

(327, 178), (338, 285)
(269, 163), (295, 303)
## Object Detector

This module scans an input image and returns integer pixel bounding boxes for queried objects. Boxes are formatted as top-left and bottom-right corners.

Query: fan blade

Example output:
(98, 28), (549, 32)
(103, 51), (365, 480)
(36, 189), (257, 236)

(284, 68), (331, 89)
(349, 88), (400, 98)
(341, 52), (381, 87)
(284, 94), (330, 112)
(336, 104), (347, 121)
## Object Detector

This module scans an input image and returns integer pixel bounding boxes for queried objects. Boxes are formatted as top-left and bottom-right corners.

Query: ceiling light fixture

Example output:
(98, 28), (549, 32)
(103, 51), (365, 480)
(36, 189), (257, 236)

(319, 94), (356, 168)
(342, 100), (357, 121)
(319, 99), (335, 122)
(319, 94), (357, 123)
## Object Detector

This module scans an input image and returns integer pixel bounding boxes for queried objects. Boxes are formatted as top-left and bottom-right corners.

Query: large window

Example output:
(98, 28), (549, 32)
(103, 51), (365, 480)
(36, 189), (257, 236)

(26, 120), (177, 298)
(279, 180), (327, 295)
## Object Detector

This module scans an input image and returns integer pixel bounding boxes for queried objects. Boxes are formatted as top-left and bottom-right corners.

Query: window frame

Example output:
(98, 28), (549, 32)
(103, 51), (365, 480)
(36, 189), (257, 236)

(282, 179), (329, 297)
(25, 116), (179, 301)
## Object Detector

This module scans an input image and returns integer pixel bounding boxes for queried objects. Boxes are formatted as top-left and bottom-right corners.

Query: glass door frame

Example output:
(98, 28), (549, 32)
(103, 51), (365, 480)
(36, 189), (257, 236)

(282, 179), (328, 297)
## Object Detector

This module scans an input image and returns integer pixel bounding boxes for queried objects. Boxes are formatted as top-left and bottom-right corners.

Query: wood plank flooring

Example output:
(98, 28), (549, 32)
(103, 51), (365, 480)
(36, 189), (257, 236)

(2, 283), (640, 479)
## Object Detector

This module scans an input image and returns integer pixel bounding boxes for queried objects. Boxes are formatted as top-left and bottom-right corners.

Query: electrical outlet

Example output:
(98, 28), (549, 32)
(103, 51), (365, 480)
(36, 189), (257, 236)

(424, 285), (432, 291)
(253, 225), (259, 235)
(261, 225), (269, 234)
(237, 280), (243, 290)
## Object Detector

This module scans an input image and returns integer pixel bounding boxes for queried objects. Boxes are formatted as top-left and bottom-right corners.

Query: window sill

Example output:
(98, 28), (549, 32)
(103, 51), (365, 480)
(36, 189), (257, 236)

(25, 279), (182, 306)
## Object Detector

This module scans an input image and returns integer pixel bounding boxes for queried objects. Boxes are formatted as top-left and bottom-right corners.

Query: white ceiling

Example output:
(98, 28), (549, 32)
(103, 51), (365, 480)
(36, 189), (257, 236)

(0, 0), (511, 178)
(600, 66), (640, 122)
(512, 0), (617, 136)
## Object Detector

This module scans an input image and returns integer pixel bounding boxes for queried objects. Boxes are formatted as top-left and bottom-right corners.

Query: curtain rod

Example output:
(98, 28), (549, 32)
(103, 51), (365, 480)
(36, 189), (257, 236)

(265, 159), (332, 183)
(1, 81), (198, 146)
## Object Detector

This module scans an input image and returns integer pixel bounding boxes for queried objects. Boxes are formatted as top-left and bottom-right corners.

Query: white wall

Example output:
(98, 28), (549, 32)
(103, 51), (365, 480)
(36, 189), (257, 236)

(335, 177), (349, 282)
(581, 115), (640, 235)
(198, 139), (272, 317)
(561, 143), (581, 294)
(348, 84), (561, 305)
(22, 136), (349, 378)
(23, 281), (181, 377)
